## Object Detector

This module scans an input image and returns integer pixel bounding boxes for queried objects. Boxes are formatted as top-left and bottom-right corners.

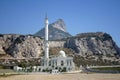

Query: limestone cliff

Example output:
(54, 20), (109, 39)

(49, 32), (120, 63)
(49, 41), (66, 48)
(34, 19), (71, 40)
(0, 34), (43, 58)
(65, 32), (120, 57)
(0, 32), (120, 64)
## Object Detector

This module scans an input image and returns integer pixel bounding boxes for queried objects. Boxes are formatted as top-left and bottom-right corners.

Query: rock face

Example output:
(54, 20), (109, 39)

(65, 32), (120, 57)
(0, 34), (43, 58)
(51, 19), (66, 32)
(49, 41), (66, 48)
(34, 19), (71, 40)
(48, 32), (120, 60)
(0, 32), (120, 64)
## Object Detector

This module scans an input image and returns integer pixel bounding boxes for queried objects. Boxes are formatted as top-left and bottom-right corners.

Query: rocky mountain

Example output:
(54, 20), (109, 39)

(51, 19), (66, 32)
(0, 32), (120, 65)
(34, 19), (71, 40)
(49, 32), (120, 57)
(65, 32), (120, 57)
(0, 34), (43, 58)
(50, 32), (120, 65)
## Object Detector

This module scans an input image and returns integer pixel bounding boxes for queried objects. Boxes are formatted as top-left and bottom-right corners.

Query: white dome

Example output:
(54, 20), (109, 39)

(59, 50), (66, 57)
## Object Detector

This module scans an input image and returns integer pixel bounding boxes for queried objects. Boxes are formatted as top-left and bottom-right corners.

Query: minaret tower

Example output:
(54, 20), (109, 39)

(45, 15), (49, 59)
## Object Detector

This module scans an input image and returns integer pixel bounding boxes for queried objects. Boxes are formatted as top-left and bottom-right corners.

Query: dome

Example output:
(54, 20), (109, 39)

(59, 50), (66, 57)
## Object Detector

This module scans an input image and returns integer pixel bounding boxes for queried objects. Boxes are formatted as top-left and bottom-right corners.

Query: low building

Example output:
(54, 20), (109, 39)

(39, 50), (75, 72)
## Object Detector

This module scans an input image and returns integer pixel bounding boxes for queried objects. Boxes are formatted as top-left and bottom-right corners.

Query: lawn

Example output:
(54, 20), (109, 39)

(91, 67), (120, 72)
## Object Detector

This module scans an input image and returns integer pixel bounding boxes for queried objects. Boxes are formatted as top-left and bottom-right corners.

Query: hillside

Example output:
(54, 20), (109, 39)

(0, 34), (43, 58)
(49, 32), (120, 66)
(0, 32), (120, 66)
(34, 19), (71, 40)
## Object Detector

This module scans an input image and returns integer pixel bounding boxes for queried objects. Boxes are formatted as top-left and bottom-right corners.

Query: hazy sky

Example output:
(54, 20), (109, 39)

(0, 0), (120, 47)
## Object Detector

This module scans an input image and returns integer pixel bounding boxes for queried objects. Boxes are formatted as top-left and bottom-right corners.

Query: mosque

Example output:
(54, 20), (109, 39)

(14, 16), (75, 72)
(39, 16), (75, 72)
(39, 50), (74, 72)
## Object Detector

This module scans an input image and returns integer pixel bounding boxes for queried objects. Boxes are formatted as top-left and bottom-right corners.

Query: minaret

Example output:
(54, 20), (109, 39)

(45, 15), (49, 59)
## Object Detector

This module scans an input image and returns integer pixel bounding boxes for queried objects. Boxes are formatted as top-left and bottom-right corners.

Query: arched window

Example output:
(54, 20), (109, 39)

(39, 68), (41, 72)
(49, 61), (51, 66)
(70, 60), (72, 66)
(55, 60), (57, 66)
(67, 60), (69, 66)
(61, 60), (64, 66)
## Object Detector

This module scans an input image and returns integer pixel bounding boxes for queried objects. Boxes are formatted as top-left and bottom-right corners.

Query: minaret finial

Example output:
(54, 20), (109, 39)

(45, 13), (48, 19)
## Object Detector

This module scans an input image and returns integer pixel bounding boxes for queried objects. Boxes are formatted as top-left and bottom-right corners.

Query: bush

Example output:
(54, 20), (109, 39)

(14, 35), (25, 44)
(61, 67), (66, 72)
(42, 68), (50, 72)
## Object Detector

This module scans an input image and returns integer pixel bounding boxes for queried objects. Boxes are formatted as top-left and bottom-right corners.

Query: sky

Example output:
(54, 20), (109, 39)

(0, 0), (120, 47)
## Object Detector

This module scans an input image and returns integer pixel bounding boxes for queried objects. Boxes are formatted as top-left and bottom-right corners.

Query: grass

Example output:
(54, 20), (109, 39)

(0, 69), (18, 77)
(0, 69), (15, 73)
(0, 73), (18, 77)
(91, 67), (120, 72)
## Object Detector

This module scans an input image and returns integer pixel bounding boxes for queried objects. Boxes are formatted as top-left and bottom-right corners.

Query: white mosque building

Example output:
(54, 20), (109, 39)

(39, 16), (75, 72)
(14, 16), (75, 72)
(40, 50), (74, 72)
